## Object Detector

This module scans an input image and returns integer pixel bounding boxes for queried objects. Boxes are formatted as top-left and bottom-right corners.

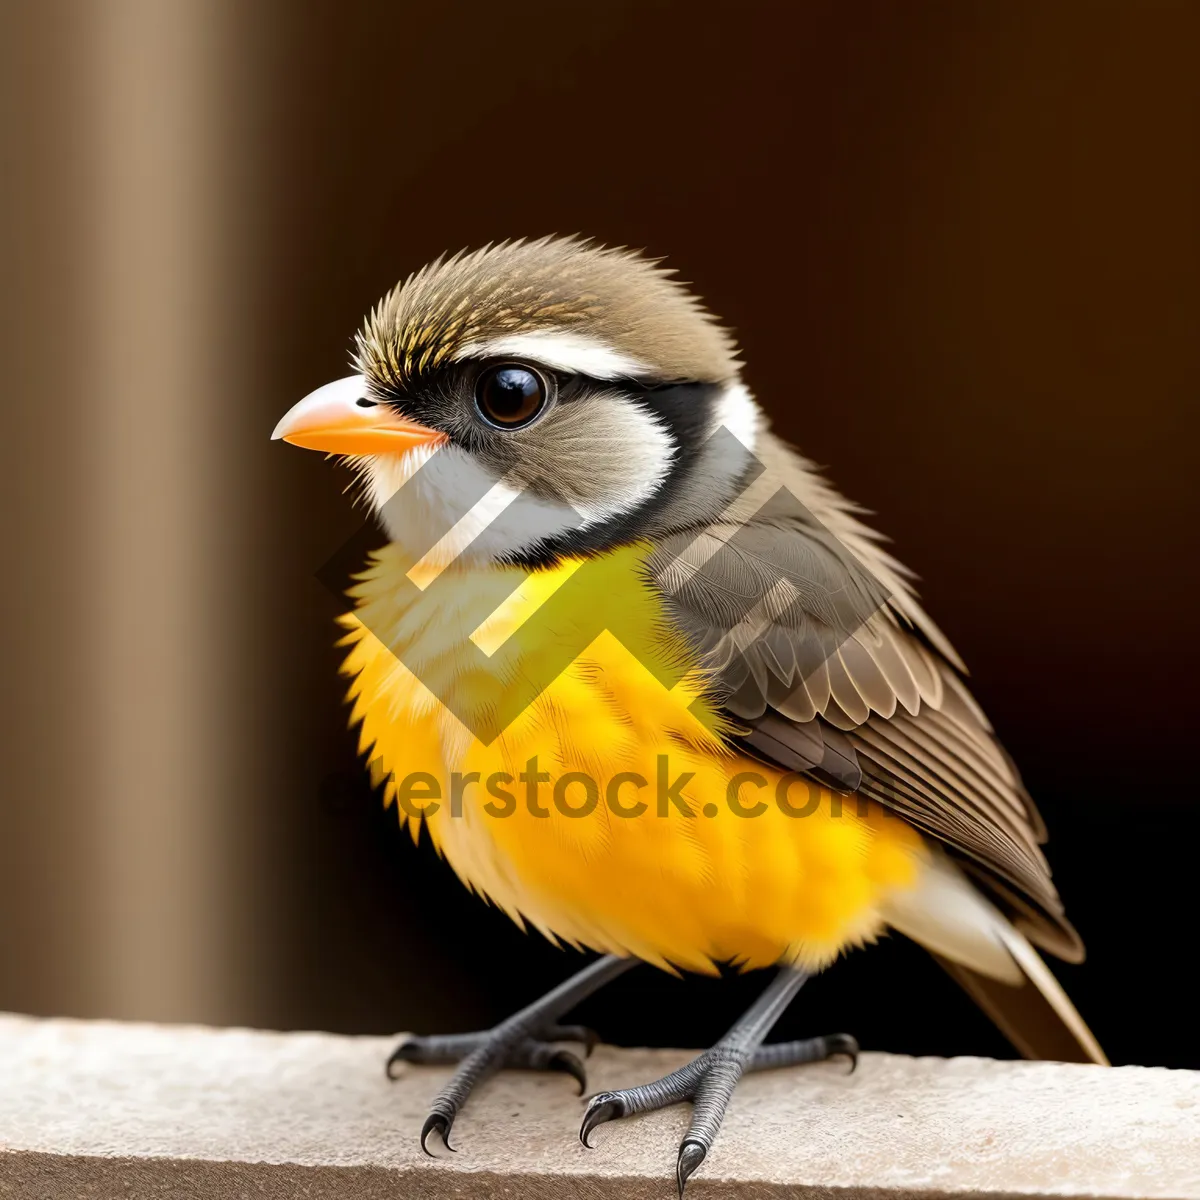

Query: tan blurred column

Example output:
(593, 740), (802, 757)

(82, 0), (263, 1023)
(0, 0), (270, 1024)
(0, 1), (103, 1019)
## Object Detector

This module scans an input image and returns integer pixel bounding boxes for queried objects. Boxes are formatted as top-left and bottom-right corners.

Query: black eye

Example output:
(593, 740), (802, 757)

(474, 363), (548, 428)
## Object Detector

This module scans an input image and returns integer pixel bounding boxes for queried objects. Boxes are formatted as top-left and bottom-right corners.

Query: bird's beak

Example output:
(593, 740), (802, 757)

(271, 375), (446, 455)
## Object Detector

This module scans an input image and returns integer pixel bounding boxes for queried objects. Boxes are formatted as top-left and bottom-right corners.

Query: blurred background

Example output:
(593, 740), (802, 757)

(2, 0), (1197, 1071)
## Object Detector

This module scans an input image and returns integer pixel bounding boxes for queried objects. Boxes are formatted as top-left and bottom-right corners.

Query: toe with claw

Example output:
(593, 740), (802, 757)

(420, 1110), (456, 1156)
(579, 1090), (627, 1148)
(579, 1005), (854, 1195)
(676, 1140), (707, 1195)
(396, 1027), (596, 1153)
(375, 956), (636, 1158)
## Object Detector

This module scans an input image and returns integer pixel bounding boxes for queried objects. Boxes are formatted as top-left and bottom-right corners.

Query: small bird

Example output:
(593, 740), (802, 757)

(273, 237), (1105, 1193)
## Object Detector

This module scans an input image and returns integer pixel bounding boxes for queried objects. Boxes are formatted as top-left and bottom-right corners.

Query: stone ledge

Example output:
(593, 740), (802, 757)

(0, 1013), (1196, 1199)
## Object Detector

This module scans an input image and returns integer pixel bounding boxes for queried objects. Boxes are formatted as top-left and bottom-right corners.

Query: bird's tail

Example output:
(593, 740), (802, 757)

(881, 854), (1108, 1065)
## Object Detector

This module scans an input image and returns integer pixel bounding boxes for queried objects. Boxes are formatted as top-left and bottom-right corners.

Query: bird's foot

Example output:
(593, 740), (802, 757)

(389, 1024), (598, 1153)
(581, 1032), (857, 1196)
(387, 954), (635, 1155)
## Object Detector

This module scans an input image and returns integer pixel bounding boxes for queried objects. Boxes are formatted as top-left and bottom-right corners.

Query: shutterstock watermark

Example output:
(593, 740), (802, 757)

(318, 426), (896, 746)
(362, 755), (873, 823)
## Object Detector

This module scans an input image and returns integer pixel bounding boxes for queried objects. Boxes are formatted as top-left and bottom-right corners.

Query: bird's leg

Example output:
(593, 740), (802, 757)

(581, 967), (851, 1195)
(389, 954), (636, 1154)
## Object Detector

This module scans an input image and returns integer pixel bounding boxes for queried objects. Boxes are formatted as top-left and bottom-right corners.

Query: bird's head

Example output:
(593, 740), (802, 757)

(273, 237), (761, 565)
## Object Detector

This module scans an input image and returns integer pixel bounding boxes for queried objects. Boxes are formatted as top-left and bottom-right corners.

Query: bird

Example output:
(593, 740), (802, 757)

(272, 236), (1105, 1194)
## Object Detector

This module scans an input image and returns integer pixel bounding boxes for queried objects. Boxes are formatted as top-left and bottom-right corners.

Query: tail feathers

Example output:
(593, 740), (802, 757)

(935, 945), (1108, 1065)
(883, 855), (1108, 1065)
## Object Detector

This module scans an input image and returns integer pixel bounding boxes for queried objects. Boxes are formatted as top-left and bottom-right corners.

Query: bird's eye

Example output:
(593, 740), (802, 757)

(474, 363), (548, 429)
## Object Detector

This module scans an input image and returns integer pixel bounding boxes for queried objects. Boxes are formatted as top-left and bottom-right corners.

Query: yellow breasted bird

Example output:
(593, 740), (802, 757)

(273, 237), (1105, 1192)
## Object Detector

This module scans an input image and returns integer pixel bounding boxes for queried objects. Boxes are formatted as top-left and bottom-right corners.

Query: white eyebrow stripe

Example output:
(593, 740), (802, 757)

(456, 331), (653, 379)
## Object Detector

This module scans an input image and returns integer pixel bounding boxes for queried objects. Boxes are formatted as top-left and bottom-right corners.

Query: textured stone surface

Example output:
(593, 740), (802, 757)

(1, 1012), (1197, 1198)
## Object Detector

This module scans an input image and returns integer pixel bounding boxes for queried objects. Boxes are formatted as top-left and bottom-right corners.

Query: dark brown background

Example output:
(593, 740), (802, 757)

(2, 1), (1197, 1070)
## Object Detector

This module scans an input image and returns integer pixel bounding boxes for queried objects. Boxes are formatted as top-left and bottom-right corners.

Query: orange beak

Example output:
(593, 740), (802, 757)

(271, 376), (446, 455)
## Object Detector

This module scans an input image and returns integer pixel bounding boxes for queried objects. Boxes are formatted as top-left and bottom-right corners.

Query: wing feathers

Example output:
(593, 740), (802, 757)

(838, 638), (898, 718)
(650, 428), (1079, 962)
(826, 651), (871, 726)
(862, 624), (922, 714)
(740, 711), (862, 792)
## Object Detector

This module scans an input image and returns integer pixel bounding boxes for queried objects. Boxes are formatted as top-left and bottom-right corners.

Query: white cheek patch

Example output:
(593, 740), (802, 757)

(361, 442), (442, 513)
(568, 392), (676, 525)
(362, 394), (677, 566)
(456, 330), (652, 380)
(367, 445), (518, 571)
(408, 474), (523, 586)
(366, 445), (592, 569)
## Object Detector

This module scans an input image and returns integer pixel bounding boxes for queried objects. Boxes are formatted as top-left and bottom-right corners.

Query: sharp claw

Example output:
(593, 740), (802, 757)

(825, 1032), (860, 1074)
(582, 1027), (600, 1058)
(547, 1049), (587, 1094)
(386, 1038), (417, 1080)
(579, 1093), (624, 1148)
(420, 1112), (456, 1156)
(677, 1140), (707, 1196)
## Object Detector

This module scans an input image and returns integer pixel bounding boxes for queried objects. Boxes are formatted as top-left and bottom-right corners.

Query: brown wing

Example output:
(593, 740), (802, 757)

(648, 458), (1082, 963)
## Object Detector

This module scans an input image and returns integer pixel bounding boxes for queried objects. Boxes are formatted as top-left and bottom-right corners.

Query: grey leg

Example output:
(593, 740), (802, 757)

(581, 967), (851, 1195)
(391, 954), (635, 1154)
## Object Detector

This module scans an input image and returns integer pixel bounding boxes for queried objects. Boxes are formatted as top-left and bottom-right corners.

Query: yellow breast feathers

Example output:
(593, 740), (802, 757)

(339, 541), (925, 973)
